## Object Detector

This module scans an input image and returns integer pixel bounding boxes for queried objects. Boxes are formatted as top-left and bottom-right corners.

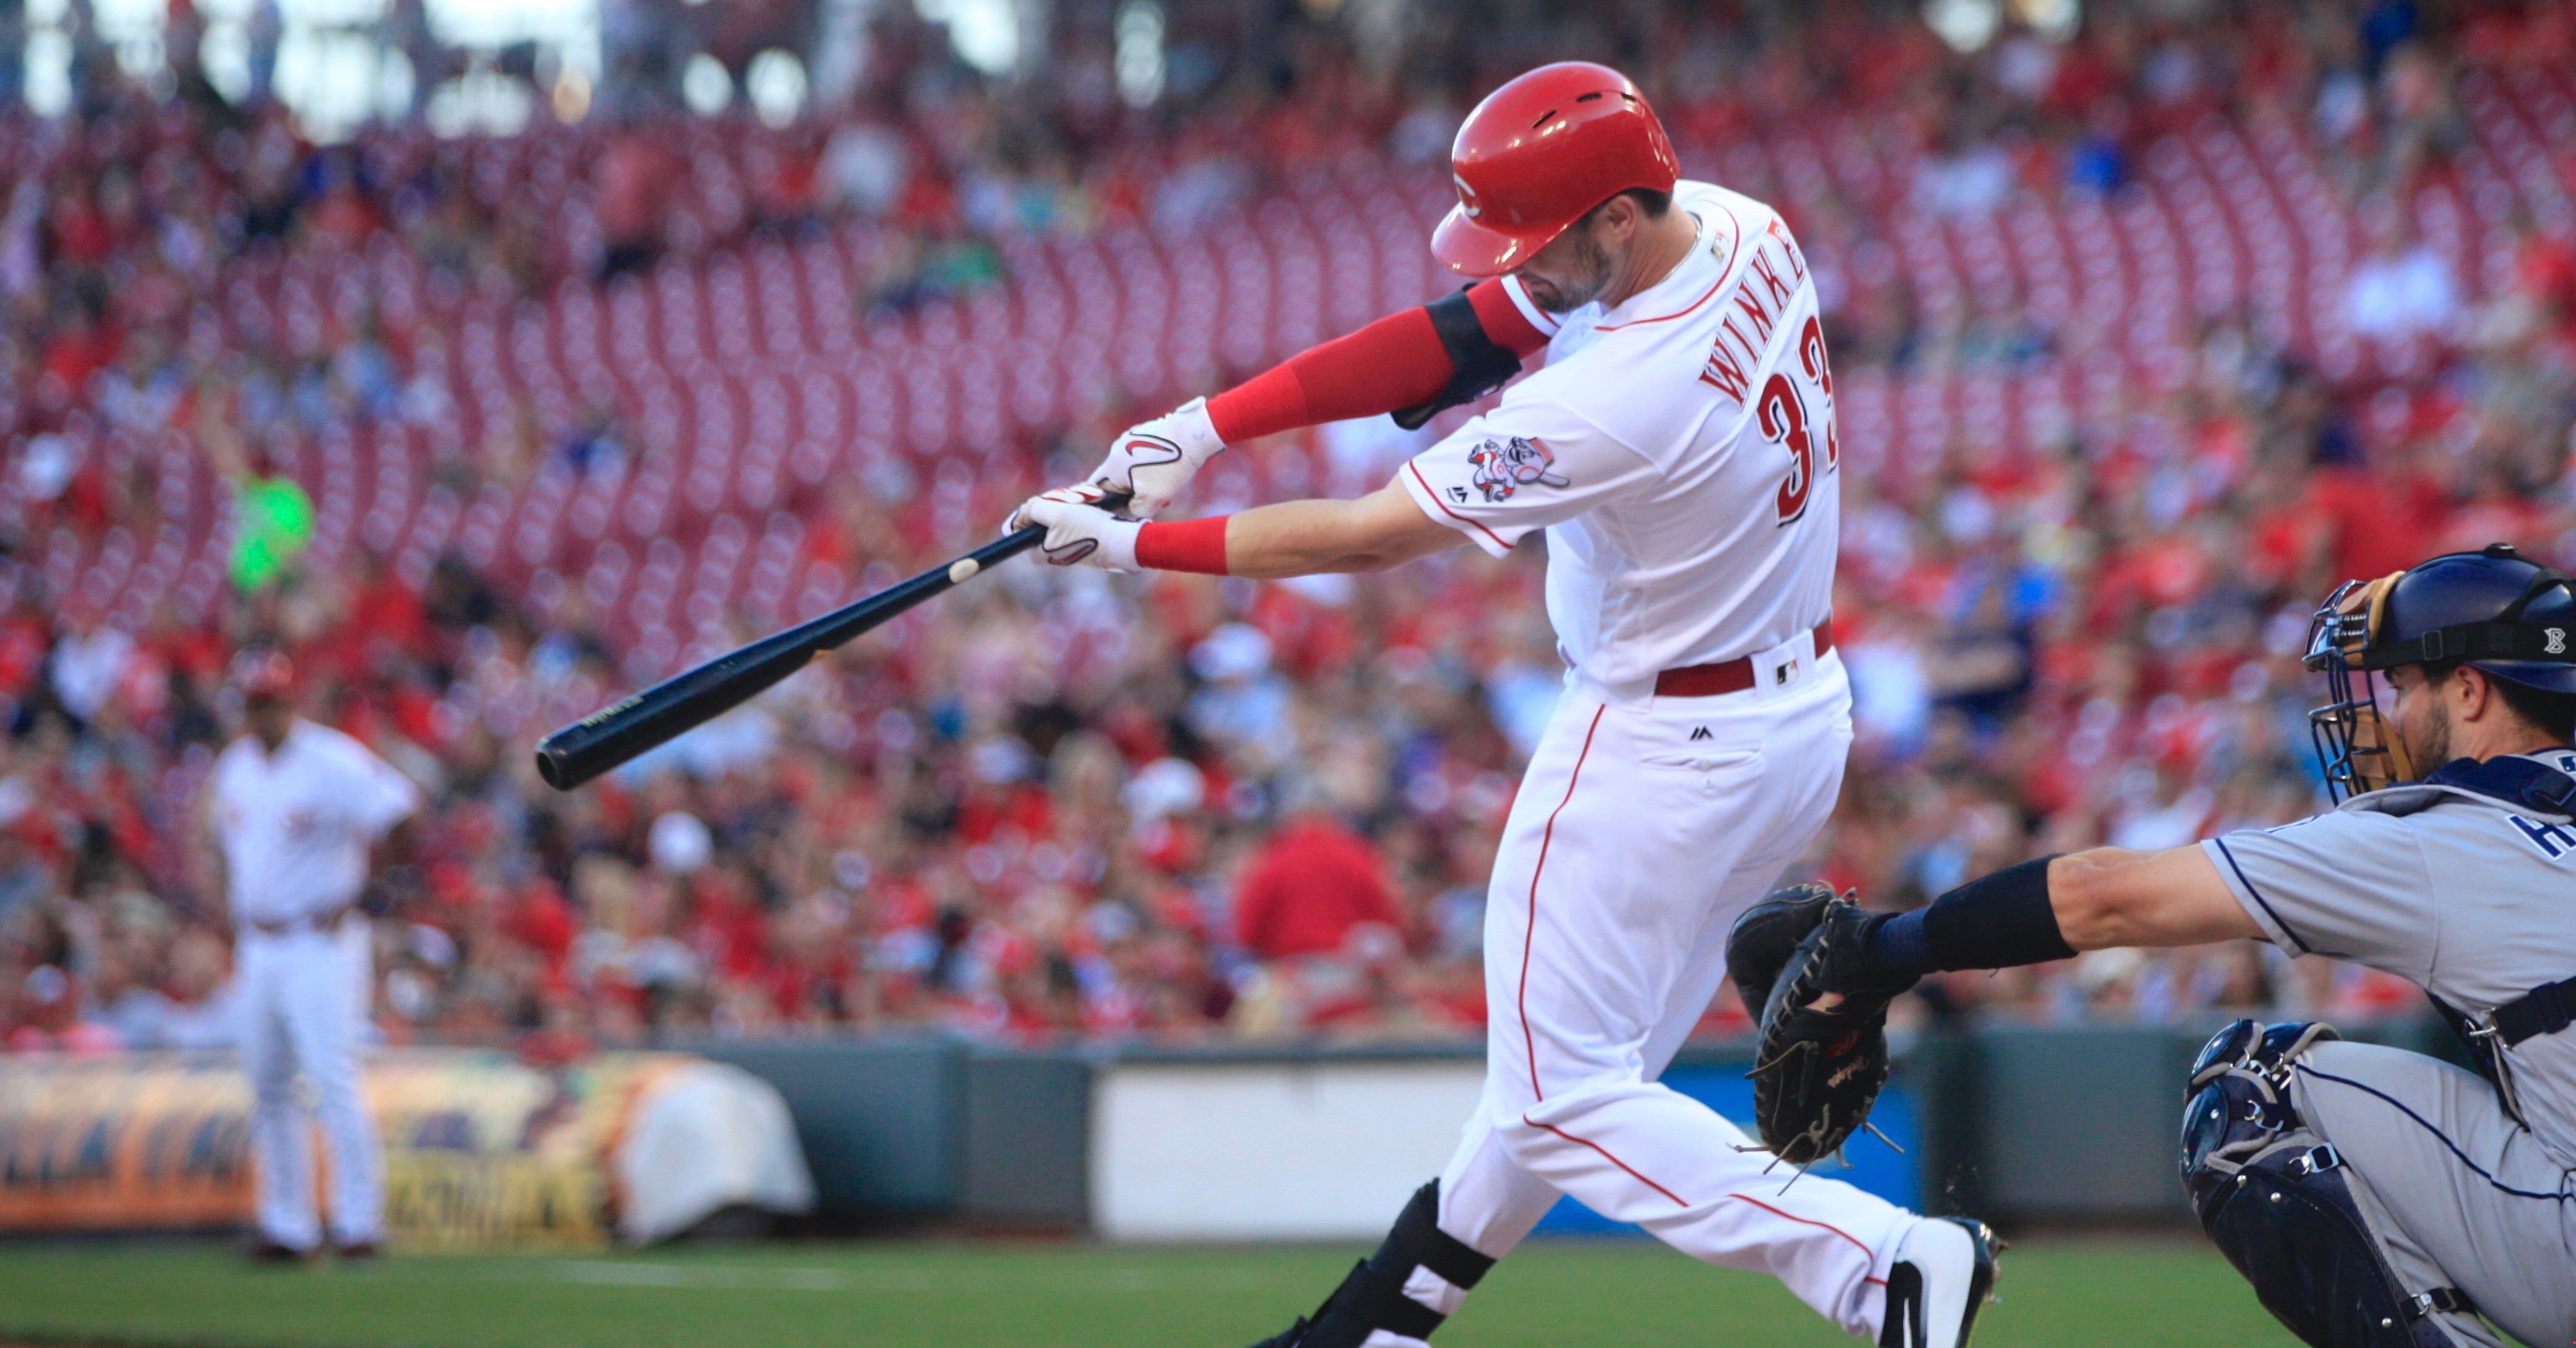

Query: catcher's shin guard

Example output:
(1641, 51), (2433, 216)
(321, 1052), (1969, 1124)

(2180, 1020), (2470, 1348)
(1246, 1181), (1494, 1348)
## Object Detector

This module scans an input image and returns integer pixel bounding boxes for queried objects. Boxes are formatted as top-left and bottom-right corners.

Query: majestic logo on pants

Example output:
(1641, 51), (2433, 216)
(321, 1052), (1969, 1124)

(1467, 435), (1568, 503)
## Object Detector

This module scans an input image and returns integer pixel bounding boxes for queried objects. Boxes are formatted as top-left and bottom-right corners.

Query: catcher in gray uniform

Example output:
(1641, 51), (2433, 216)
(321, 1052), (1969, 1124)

(1732, 544), (2576, 1348)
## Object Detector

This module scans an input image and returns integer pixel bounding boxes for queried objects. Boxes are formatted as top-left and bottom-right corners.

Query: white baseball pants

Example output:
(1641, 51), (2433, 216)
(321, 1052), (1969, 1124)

(238, 919), (384, 1250)
(1403, 651), (1917, 1342)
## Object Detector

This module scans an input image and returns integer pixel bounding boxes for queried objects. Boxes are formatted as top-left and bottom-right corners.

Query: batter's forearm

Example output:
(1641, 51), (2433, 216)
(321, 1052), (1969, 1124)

(1221, 500), (1389, 577)
(1213, 485), (1460, 578)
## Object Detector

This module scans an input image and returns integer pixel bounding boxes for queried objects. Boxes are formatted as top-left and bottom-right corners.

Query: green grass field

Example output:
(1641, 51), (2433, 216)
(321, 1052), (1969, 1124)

(0, 1237), (2292, 1348)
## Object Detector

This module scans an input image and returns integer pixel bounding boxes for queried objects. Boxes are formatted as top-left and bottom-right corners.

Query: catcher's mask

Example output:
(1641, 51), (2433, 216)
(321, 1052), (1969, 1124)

(2304, 543), (2576, 801)
(2304, 572), (2411, 800)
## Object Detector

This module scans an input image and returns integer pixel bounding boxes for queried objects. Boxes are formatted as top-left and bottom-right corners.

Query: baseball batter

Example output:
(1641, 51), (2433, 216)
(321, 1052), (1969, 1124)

(1011, 64), (1995, 1348)
(1756, 546), (2576, 1347)
(207, 651), (420, 1261)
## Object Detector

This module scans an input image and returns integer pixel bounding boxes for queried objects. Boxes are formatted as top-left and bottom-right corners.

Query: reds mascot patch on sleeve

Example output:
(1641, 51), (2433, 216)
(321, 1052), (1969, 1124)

(1468, 435), (1569, 503)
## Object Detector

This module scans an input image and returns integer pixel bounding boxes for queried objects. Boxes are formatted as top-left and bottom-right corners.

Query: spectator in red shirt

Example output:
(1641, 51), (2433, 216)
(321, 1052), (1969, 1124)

(1231, 811), (1405, 962)
(345, 550), (430, 662)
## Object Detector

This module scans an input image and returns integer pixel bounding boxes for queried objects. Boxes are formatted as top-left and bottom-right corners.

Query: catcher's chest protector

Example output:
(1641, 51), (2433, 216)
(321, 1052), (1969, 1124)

(2179, 1020), (2468, 1348)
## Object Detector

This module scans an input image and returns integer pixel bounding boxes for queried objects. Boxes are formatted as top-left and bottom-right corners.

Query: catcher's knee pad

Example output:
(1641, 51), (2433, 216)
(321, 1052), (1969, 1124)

(2180, 1020), (2470, 1348)
(1289, 1180), (1494, 1347)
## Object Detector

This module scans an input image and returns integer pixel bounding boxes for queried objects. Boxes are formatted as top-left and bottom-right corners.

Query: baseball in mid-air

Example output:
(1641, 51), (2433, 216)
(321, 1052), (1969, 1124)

(948, 557), (980, 584)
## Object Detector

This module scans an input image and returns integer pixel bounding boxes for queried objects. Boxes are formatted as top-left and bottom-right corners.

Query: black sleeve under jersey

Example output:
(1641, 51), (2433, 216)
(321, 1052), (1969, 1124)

(1392, 288), (1529, 431)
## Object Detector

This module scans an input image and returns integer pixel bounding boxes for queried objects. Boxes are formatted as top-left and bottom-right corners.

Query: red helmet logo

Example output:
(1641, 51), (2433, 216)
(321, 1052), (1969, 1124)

(1431, 62), (1680, 278)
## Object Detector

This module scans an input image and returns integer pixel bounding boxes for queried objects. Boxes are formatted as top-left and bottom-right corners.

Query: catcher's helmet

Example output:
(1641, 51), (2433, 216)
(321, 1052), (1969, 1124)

(1431, 62), (1680, 279)
(2304, 542), (2576, 799)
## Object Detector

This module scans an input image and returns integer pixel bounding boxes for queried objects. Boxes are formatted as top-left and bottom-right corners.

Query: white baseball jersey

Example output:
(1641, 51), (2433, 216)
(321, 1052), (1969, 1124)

(1400, 180), (1839, 694)
(212, 721), (420, 928)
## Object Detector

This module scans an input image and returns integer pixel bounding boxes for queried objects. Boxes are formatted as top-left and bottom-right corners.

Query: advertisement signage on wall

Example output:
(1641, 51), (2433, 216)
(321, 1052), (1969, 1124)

(0, 1049), (810, 1248)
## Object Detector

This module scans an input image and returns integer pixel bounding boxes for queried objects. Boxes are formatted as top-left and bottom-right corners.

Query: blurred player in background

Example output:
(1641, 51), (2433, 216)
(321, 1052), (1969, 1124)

(1014, 63), (1995, 1348)
(206, 650), (421, 1263)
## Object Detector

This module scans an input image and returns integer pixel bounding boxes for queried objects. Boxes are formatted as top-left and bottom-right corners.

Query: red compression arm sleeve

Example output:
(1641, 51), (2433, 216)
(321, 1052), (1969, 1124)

(1204, 279), (1549, 443)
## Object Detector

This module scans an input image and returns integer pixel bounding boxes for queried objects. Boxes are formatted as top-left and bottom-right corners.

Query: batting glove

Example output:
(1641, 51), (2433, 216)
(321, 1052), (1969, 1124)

(1087, 397), (1225, 520)
(1010, 484), (1143, 572)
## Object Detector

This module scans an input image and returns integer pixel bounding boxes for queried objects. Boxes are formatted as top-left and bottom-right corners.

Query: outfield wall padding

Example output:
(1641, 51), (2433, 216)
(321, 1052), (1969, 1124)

(677, 1036), (960, 1218)
(1090, 1056), (1486, 1241)
(960, 1046), (1095, 1230)
(664, 1012), (2450, 1235)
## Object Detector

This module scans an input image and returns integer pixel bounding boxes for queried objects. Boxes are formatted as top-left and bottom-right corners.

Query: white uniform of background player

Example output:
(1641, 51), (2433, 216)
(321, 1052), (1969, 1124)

(1017, 64), (1983, 1346)
(210, 654), (419, 1257)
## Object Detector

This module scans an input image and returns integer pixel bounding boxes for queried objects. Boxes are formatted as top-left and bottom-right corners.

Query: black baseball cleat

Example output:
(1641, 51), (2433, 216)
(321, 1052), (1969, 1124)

(1878, 1217), (2001, 1348)
(1238, 1180), (1492, 1348)
(1726, 882), (1840, 1022)
(246, 1238), (319, 1266)
(336, 1240), (382, 1263)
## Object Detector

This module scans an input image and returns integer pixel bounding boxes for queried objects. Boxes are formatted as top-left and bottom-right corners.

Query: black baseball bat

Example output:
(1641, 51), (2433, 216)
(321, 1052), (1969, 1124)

(534, 498), (1105, 791)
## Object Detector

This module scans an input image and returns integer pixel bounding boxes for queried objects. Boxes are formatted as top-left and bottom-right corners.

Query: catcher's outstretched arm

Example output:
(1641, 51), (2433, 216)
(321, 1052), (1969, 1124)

(1826, 846), (2261, 998)
(2049, 846), (2263, 949)
(1737, 845), (2257, 1163)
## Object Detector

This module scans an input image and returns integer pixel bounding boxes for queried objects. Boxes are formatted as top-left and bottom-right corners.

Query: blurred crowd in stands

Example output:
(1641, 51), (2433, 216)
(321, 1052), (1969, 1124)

(3, 0), (2575, 1052)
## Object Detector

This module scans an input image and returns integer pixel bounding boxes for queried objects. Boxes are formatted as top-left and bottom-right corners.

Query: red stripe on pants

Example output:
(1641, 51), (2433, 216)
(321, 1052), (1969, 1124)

(1725, 1192), (1880, 1266)
(1519, 705), (1605, 1102)
(1524, 1118), (1689, 1207)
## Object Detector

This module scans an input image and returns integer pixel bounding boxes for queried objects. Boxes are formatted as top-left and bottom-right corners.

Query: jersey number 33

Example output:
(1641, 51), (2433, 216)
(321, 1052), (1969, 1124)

(1759, 316), (1838, 528)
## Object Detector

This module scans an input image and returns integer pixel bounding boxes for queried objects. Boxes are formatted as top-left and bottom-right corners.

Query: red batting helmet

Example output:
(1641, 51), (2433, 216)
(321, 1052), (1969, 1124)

(1431, 62), (1681, 278)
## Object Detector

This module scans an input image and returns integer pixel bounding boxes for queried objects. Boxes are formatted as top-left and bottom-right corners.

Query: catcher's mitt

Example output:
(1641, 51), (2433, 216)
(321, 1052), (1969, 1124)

(1724, 882), (1839, 1024)
(1746, 898), (1919, 1165)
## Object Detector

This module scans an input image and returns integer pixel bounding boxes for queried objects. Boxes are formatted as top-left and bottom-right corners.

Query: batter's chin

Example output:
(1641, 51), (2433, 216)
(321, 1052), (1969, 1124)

(1519, 279), (1576, 314)
(1520, 271), (1608, 315)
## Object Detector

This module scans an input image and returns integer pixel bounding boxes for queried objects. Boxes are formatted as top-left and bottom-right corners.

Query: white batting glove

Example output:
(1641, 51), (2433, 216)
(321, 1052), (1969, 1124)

(1087, 397), (1225, 520)
(1010, 485), (1143, 572)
